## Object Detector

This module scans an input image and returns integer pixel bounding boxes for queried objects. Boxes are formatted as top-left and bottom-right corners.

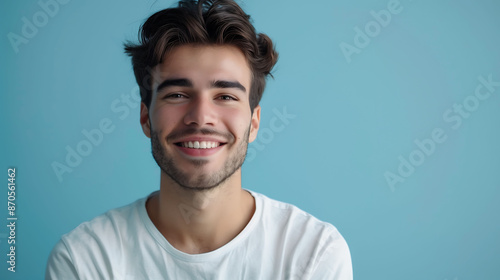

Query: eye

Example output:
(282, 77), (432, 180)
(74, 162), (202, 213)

(217, 95), (237, 101)
(162, 93), (190, 102)
(162, 93), (189, 104)
(164, 93), (187, 99)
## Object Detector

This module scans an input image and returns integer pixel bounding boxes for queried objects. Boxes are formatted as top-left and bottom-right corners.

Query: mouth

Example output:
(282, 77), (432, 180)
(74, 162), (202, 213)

(173, 140), (227, 158)
(174, 141), (227, 149)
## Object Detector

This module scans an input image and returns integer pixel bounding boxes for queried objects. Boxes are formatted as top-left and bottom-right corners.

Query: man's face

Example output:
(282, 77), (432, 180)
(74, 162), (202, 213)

(140, 44), (260, 191)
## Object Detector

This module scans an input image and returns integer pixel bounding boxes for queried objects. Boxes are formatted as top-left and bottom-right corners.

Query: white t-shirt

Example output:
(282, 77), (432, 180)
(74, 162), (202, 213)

(46, 190), (352, 280)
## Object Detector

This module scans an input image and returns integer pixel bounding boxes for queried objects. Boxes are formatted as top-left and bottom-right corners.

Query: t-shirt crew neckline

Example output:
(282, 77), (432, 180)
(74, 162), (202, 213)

(138, 189), (262, 263)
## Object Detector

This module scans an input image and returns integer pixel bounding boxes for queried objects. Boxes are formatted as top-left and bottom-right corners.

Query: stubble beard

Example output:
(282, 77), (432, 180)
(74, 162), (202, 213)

(150, 126), (250, 192)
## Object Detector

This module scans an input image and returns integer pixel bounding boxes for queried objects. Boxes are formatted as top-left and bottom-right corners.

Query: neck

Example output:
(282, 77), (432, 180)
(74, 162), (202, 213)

(146, 169), (255, 254)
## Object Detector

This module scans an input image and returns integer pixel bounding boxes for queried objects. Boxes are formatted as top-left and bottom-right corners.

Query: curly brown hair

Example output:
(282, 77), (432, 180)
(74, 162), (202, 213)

(124, 0), (279, 113)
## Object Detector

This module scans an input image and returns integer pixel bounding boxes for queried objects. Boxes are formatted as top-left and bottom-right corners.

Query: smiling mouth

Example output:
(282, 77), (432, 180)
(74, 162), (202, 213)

(174, 141), (227, 149)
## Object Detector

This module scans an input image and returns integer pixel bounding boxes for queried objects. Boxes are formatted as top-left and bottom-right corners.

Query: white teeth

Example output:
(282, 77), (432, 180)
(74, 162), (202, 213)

(181, 141), (220, 149)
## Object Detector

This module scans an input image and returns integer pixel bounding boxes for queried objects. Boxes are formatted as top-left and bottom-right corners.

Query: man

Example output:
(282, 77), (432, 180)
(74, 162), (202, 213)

(46, 0), (352, 279)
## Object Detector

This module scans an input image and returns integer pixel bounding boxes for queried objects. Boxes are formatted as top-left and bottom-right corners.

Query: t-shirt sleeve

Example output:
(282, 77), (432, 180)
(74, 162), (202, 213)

(45, 238), (80, 280)
(308, 229), (353, 280)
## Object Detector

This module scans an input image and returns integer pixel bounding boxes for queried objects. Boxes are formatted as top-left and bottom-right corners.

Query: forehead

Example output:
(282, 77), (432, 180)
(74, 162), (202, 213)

(153, 44), (252, 89)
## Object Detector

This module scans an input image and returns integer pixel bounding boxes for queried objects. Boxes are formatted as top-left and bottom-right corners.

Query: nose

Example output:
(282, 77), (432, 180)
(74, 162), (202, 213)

(183, 94), (217, 127)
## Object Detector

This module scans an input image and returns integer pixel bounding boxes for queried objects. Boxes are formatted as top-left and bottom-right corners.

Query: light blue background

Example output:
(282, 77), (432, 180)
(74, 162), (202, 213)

(1, 0), (499, 279)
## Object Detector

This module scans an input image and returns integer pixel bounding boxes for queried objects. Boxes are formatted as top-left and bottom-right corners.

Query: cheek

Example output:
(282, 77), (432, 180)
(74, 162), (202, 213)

(220, 110), (251, 141)
(151, 107), (181, 132)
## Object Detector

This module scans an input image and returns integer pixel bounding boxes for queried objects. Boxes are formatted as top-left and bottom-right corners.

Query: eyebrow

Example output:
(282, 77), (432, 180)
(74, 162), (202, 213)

(211, 80), (246, 93)
(156, 78), (246, 93)
(156, 78), (193, 92)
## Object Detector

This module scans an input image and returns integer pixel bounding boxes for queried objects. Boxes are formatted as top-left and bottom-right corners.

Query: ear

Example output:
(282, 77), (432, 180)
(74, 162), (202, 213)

(248, 105), (261, 143)
(140, 102), (151, 138)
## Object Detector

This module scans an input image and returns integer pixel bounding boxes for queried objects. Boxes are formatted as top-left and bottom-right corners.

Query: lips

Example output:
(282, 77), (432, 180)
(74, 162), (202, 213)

(173, 136), (228, 157)
(176, 141), (222, 149)
(174, 142), (226, 157)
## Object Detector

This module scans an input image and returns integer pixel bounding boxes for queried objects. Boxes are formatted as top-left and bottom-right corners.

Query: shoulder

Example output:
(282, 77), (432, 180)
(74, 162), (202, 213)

(249, 191), (352, 279)
(46, 195), (148, 279)
(63, 196), (144, 243)
(250, 190), (349, 249)
(251, 190), (339, 234)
